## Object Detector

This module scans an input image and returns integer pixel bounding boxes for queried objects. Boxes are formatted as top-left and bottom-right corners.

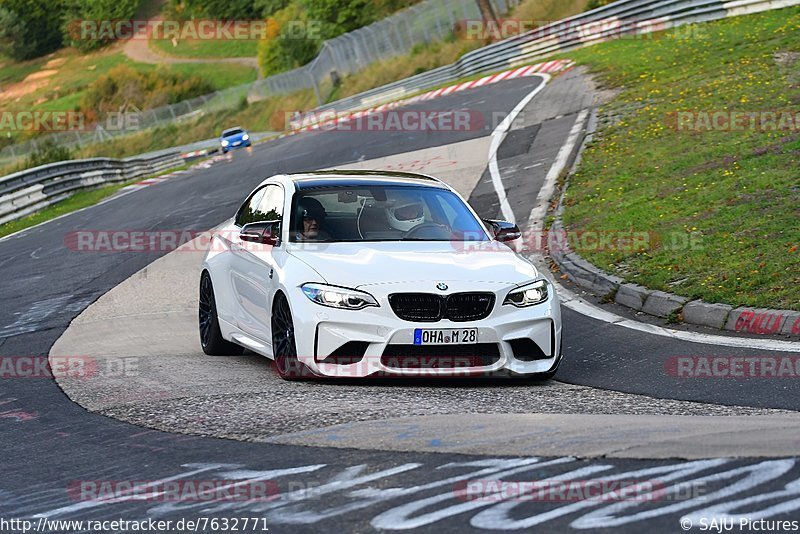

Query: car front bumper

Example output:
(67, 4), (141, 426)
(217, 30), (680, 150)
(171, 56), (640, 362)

(288, 281), (562, 378)
(221, 139), (251, 152)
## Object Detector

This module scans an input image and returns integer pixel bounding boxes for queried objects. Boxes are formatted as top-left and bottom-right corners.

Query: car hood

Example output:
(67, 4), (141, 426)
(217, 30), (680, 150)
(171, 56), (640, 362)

(287, 241), (538, 288)
(222, 133), (246, 142)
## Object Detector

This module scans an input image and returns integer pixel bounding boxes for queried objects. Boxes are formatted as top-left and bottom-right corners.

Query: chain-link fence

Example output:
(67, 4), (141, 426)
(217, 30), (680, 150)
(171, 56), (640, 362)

(250, 0), (520, 102)
(0, 0), (518, 166)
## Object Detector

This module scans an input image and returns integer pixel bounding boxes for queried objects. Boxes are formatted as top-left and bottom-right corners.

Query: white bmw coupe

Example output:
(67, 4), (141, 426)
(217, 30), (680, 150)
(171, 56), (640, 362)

(199, 171), (562, 380)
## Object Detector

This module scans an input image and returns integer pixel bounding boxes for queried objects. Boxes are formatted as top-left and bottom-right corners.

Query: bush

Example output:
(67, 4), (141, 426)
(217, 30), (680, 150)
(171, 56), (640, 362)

(255, 0), (290, 17)
(26, 139), (73, 169)
(166, 0), (262, 19)
(300, 0), (371, 40)
(80, 64), (214, 120)
(0, 0), (64, 60)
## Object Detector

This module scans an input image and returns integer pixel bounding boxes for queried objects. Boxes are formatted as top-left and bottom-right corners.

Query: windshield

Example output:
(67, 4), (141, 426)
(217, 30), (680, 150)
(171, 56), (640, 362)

(289, 185), (490, 243)
(222, 129), (244, 137)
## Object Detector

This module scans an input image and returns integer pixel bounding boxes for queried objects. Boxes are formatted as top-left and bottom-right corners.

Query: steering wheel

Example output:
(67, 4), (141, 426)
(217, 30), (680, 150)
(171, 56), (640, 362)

(404, 223), (451, 239)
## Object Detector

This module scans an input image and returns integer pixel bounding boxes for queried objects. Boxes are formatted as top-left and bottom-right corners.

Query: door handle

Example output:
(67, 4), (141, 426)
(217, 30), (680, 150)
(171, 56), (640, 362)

(269, 268), (274, 279)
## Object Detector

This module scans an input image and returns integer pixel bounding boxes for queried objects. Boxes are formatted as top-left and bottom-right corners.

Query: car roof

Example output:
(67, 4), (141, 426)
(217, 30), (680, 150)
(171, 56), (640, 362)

(221, 127), (245, 135)
(280, 170), (450, 190)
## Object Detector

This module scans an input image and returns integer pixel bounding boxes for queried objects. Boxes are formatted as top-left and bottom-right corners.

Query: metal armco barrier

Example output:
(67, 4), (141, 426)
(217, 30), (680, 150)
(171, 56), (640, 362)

(0, 152), (181, 226)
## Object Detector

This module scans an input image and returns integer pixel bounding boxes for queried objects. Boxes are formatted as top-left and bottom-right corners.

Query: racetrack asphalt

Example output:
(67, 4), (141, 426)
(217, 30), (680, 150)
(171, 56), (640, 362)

(1, 72), (799, 532)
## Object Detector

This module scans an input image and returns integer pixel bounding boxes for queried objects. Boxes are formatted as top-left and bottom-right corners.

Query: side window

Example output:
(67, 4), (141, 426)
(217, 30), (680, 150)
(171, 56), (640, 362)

(235, 185), (284, 226)
(255, 185), (284, 222)
(236, 187), (267, 227)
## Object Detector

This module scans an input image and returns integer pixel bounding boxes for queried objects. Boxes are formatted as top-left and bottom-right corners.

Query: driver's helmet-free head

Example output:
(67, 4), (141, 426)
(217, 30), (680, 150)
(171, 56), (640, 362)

(295, 196), (327, 235)
(298, 197), (326, 222)
(386, 190), (425, 232)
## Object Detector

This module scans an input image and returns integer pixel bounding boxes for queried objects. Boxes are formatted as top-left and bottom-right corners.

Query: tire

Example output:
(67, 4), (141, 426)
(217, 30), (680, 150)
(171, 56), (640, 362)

(271, 294), (311, 380)
(537, 339), (563, 381)
(522, 339), (562, 382)
(199, 271), (244, 356)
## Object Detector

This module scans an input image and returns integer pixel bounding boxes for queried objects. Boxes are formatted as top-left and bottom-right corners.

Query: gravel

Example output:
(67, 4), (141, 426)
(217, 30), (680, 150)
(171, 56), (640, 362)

(98, 377), (793, 442)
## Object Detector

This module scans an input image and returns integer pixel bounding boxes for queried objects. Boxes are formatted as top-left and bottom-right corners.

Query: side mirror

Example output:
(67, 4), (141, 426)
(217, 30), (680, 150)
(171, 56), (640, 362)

(483, 219), (521, 242)
(240, 221), (281, 246)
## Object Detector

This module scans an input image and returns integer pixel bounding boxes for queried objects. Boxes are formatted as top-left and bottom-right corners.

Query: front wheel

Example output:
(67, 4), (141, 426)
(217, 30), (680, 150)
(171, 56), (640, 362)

(199, 272), (244, 356)
(271, 294), (311, 380)
(536, 339), (563, 381)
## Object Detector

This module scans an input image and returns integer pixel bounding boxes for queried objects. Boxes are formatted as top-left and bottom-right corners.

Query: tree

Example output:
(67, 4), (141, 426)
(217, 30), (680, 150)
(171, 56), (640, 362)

(257, 4), (318, 76)
(61, 0), (140, 52)
(0, 0), (63, 60)
(169, 0), (262, 19)
(300, 0), (371, 40)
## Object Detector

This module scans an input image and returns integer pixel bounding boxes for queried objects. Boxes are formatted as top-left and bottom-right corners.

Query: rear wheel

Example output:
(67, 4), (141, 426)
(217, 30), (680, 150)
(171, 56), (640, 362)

(199, 272), (244, 356)
(271, 294), (310, 380)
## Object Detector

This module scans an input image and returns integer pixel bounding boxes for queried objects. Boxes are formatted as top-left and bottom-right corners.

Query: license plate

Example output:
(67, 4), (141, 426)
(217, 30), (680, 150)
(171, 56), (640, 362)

(413, 328), (478, 345)
(233, 140), (241, 146)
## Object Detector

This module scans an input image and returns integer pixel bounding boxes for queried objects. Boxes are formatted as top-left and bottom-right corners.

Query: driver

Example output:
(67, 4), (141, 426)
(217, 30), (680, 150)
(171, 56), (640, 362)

(295, 197), (332, 241)
(385, 190), (425, 232)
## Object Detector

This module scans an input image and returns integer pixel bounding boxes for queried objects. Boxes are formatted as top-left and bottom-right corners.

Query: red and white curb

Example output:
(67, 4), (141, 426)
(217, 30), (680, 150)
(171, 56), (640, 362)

(118, 171), (186, 193)
(283, 59), (574, 136)
(415, 60), (571, 101)
(181, 149), (209, 159)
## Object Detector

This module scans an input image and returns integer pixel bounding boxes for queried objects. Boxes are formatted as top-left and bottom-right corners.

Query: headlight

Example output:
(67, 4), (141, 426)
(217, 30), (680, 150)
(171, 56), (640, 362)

(504, 280), (549, 307)
(301, 283), (379, 310)
(242, 134), (250, 141)
(221, 139), (229, 146)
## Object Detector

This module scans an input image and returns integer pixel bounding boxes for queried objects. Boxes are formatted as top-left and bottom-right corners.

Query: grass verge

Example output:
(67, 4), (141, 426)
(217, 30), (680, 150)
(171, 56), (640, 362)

(559, 7), (800, 309)
(0, 164), (187, 239)
(150, 38), (259, 59)
(0, 48), (256, 141)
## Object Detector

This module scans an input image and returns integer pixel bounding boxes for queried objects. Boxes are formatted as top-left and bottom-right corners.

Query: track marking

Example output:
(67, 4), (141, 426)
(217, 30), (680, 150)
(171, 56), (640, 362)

(525, 109), (589, 233)
(488, 73), (551, 224)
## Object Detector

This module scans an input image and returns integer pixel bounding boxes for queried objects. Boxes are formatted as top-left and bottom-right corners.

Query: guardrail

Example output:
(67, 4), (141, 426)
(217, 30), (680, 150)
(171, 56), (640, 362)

(0, 152), (181, 226)
(293, 0), (800, 122)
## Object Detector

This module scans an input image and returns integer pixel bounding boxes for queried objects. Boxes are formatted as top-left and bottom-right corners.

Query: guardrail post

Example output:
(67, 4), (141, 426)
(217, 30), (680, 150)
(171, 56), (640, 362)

(307, 71), (323, 106)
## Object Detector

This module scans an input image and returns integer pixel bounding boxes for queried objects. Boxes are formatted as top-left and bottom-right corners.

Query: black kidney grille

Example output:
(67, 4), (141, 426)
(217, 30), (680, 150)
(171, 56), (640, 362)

(389, 292), (495, 322)
(445, 293), (495, 322)
(388, 293), (444, 322)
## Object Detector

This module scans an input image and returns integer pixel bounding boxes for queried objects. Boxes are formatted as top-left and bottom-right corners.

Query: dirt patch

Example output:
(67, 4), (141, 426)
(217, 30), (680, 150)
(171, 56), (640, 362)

(774, 51), (800, 67)
(683, 155), (737, 176)
(44, 58), (66, 69)
(752, 133), (799, 157)
(0, 68), (59, 102)
(23, 69), (57, 82)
